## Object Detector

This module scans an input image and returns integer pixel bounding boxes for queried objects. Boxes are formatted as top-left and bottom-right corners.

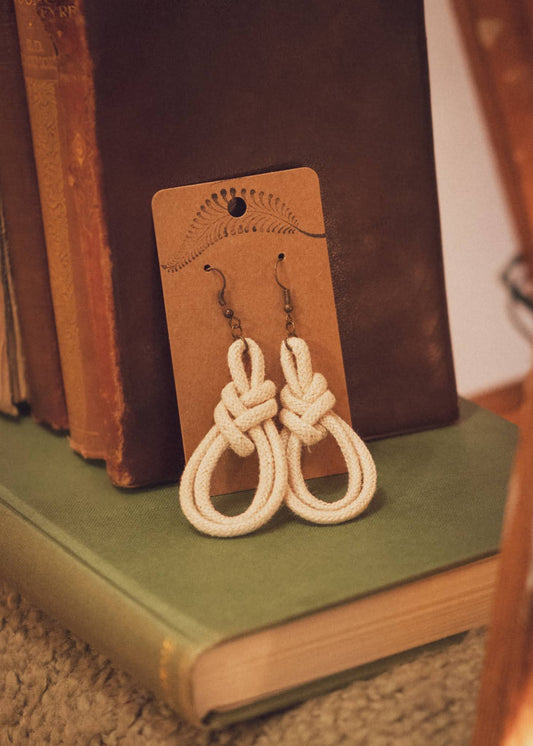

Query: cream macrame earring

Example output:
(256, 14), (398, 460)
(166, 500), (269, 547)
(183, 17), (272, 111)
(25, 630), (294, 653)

(275, 253), (377, 524)
(179, 265), (287, 537)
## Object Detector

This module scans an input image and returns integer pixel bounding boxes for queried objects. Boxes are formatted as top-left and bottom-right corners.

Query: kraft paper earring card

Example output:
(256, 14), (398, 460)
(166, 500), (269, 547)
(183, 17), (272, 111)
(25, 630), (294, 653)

(153, 167), (351, 495)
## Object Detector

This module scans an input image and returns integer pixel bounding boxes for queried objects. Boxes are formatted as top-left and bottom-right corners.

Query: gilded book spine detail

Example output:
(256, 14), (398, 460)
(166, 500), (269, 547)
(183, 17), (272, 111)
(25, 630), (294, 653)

(38, 0), (126, 477)
(0, 0), (67, 428)
(14, 0), (105, 458)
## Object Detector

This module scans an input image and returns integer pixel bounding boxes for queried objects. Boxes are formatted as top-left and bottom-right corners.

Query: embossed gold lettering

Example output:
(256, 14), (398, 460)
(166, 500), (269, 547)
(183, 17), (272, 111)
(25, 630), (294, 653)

(35, 4), (76, 20)
(26, 38), (44, 53)
(37, 6), (54, 19)
(23, 54), (55, 69)
(36, 5), (54, 19)
(58, 5), (76, 18)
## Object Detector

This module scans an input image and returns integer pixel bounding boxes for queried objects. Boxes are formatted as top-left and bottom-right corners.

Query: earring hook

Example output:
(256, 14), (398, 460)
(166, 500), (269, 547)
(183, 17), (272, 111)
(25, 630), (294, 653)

(274, 253), (297, 346)
(204, 264), (248, 352)
(274, 253), (289, 292)
(204, 264), (226, 306)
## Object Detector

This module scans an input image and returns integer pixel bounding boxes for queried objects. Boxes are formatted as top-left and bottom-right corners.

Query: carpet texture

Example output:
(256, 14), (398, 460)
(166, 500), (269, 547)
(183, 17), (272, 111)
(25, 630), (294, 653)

(0, 580), (485, 745)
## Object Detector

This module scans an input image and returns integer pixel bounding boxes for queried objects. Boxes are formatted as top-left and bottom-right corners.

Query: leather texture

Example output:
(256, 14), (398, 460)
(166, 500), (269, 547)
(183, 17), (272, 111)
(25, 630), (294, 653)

(0, 0), (67, 430)
(83, 0), (457, 452)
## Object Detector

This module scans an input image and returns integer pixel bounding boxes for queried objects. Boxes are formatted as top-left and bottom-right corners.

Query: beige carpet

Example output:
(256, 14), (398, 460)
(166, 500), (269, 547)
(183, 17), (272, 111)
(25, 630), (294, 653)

(0, 580), (485, 745)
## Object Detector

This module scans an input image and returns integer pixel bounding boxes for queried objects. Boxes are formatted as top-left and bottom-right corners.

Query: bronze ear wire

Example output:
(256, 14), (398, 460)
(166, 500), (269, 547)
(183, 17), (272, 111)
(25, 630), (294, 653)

(204, 264), (248, 353)
(274, 253), (297, 349)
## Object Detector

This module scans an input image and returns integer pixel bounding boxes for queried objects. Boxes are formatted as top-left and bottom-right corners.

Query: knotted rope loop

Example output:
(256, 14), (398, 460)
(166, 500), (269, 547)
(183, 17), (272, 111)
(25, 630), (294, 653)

(179, 338), (287, 537)
(279, 374), (336, 447)
(279, 337), (377, 525)
(279, 338), (336, 446)
(281, 336), (315, 393)
(214, 379), (277, 457)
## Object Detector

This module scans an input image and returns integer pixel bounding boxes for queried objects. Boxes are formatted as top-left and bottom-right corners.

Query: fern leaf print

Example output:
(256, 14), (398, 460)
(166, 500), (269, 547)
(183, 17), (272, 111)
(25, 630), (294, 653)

(161, 187), (325, 273)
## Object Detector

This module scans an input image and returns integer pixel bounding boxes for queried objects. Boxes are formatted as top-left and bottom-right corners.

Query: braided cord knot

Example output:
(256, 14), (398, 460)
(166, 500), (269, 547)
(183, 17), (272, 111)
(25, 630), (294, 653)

(279, 336), (377, 525)
(279, 372), (336, 446)
(179, 337), (287, 537)
(214, 380), (277, 457)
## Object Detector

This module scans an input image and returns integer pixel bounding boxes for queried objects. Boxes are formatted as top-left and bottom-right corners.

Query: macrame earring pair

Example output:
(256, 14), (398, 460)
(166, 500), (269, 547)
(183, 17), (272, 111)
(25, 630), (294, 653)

(179, 259), (377, 537)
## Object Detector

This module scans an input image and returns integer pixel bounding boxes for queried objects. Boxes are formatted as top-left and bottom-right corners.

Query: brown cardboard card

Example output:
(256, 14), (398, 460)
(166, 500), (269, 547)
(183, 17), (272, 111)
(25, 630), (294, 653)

(153, 167), (352, 495)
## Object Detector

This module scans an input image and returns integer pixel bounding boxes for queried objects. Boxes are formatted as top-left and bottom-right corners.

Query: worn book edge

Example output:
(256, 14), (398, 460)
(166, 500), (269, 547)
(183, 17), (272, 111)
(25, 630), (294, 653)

(0, 480), (500, 728)
(0, 488), (205, 725)
(0, 0), (67, 429)
(0, 401), (517, 727)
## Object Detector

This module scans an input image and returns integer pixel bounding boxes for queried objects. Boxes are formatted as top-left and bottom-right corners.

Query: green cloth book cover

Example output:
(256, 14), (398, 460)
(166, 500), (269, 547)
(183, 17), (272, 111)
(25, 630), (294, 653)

(0, 400), (517, 726)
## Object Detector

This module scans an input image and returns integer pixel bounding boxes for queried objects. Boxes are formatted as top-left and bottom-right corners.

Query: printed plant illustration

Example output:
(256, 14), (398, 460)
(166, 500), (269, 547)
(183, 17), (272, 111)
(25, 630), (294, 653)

(161, 187), (325, 273)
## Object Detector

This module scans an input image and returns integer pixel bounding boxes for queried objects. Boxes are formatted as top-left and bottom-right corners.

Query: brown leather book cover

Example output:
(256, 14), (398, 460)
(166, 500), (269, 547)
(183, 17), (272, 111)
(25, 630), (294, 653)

(13, 0), (180, 486)
(84, 0), (457, 439)
(0, 0), (67, 430)
(13, 0), (456, 486)
(14, 0), (110, 459)
(37, 0), (126, 479)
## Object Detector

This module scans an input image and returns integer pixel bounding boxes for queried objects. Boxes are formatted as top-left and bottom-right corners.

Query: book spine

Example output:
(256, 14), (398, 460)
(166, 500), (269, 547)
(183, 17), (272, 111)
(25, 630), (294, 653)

(15, 0), (183, 488)
(38, 0), (129, 479)
(0, 0), (67, 429)
(24, 0), (183, 487)
(0, 192), (27, 414)
(0, 492), (202, 727)
(13, 0), (105, 458)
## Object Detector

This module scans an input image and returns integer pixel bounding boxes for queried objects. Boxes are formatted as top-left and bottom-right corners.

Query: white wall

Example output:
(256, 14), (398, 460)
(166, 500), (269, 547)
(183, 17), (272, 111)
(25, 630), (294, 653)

(424, 0), (531, 395)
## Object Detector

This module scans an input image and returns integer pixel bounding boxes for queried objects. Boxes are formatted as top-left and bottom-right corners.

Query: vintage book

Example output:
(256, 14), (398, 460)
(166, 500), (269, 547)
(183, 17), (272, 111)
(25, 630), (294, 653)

(0, 0), (67, 429)
(0, 401), (517, 727)
(13, 0), (109, 461)
(0, 194), (28, 415)
(18, 0), (454, 485)
(13, 0), (181, 486)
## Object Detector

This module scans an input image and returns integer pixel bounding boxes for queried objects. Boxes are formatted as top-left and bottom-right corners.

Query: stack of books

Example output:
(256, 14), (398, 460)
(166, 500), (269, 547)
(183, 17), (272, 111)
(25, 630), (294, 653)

(0, 0), (457, 488)
(0, 0), (516, 727)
